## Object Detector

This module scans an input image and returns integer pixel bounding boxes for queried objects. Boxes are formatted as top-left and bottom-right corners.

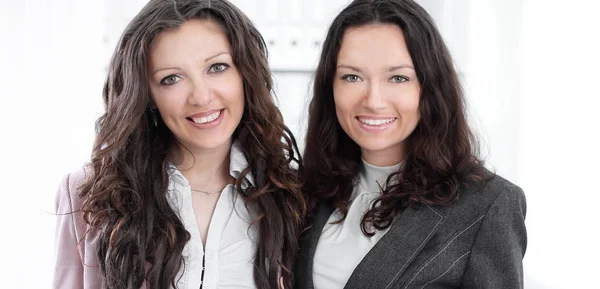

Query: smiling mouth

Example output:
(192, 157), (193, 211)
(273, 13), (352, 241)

(187, 109), (223, 124)
(357, 117), (397, 126)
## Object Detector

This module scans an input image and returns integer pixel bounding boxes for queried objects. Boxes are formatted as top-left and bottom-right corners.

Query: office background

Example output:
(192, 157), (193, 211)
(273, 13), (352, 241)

(0, 0), (598, 288)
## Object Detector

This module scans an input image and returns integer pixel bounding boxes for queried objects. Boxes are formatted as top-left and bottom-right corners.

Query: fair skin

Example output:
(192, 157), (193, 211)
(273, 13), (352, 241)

(147, 19), (244, 247)
(333, 23), (421, 167)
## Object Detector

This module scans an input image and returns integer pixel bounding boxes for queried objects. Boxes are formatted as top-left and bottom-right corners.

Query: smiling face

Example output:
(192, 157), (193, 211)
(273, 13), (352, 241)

(333, 23), (421, 166)
(147, 18), (244, 153)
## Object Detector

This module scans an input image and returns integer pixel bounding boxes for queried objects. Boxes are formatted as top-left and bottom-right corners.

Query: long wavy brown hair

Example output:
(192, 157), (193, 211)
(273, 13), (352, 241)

(78, 0), (306, 288)
(303, 0), (491, 236)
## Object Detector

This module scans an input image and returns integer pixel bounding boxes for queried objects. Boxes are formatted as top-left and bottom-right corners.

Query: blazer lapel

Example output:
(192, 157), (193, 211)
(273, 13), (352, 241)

(344, 205), (445, 289)
(295, 202), (335, 289)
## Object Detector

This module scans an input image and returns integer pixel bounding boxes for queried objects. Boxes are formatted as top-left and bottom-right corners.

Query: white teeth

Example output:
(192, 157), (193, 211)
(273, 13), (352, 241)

(358, 117), (395, 126)
(192, 111), (221, 124)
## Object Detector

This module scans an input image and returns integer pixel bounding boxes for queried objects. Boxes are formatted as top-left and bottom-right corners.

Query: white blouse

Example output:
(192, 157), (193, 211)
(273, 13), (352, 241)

(166, 141), (258, 289)
(313, 160), (402, 289)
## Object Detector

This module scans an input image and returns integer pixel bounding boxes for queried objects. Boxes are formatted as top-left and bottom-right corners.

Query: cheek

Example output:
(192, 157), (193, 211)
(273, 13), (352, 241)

(216, 75), (244, 109)
(333, 95), (351, 124)
(398, 88), (421, 117)
(151, 89), (187, 117)
(226, 85), (244, 112)
(333, 85), (360, 117)
(404, 97), (420, 115)
(151, 90), (178, 115)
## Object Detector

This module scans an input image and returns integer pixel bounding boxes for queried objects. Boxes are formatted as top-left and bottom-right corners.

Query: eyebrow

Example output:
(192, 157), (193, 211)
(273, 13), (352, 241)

(205, 51), (231, 62)
(388, 65), (415, 71)
(152, 52), (232, 76)
(152, 66), (180, 76)
(337, 64), (415, 72)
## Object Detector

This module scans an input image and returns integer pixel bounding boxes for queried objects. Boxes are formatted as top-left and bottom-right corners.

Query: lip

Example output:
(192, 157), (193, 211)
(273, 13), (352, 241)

(355, 116), (397, 132)
(356, 115), (397, 120)
(188, 109), (223, 118)
(187, 109), (224, 129)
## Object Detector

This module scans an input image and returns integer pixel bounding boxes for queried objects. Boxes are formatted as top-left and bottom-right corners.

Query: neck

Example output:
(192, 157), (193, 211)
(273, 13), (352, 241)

(361, 145), (405, 167)
(169, 139), (233, 191)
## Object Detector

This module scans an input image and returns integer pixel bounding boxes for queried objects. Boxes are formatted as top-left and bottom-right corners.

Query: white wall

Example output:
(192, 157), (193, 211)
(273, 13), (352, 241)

(519, 0), (600, 287)
(0, 0), (105, 287)
(1, 0), (598, 288)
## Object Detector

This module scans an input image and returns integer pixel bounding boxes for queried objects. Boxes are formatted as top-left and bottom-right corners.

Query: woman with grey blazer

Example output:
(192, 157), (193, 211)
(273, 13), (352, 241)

(296, 0), (527, 288)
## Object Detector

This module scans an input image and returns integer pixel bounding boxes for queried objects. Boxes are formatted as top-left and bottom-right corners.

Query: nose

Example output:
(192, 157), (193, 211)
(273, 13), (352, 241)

(363, 82), (387, 111)
(188, 77), (213, 106)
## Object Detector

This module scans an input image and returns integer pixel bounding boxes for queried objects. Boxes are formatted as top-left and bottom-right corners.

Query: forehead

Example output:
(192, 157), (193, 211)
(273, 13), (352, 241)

(337, 23), (414, 66)
(148, 19), (231, 65)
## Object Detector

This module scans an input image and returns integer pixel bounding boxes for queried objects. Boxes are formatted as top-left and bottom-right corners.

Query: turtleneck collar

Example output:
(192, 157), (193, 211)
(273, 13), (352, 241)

(355, 159), (402, 197)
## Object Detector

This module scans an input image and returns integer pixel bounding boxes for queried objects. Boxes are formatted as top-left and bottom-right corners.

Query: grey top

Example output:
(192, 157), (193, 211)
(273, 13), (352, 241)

(295, 173), (527, 289)
(313, 160), (401, 289)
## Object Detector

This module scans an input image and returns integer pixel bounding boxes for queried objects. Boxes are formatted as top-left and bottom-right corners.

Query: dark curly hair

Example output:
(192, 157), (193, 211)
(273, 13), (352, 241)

(77, 0), (306, 288)
(303, 0), (490, 236)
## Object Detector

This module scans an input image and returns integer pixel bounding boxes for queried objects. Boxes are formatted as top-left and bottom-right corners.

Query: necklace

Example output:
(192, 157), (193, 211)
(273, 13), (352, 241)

(190, 188), (223, 194)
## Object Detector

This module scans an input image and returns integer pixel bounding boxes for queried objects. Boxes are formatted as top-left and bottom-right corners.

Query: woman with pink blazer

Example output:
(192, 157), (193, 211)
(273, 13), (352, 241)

(53, 1), (305, 288)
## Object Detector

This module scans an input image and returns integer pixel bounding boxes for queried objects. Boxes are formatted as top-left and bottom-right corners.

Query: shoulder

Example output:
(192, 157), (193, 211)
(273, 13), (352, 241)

(466, 173), (525, 211)
(54, 166), (103, 282)
(435, 172), (526, 224)
(54, 165), (98, 245)
(55, 166), (92, 214)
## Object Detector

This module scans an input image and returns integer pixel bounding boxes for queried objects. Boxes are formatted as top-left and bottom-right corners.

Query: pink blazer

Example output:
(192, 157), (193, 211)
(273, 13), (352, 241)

(53, 168), (150, 289)
(54, 168), (102, 289)
(54, 164), (281, 289)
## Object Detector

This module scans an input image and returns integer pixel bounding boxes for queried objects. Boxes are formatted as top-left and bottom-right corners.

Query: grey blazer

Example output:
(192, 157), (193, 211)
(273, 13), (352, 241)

(294, 175), (527, 289)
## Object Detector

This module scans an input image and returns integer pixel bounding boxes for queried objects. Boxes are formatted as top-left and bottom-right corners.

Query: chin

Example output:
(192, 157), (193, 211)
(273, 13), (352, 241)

(188, 134), (231, 150)
(357, 135), (404, 152)
(359, 142), (394, 153)
(204, 138), (232, 149)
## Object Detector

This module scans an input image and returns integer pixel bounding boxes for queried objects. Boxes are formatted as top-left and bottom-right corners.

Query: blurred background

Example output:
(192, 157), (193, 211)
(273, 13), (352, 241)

(1, 0), (599, 288)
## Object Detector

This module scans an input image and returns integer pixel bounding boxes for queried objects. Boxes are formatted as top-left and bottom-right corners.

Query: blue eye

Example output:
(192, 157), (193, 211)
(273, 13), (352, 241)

(390, 75), (409, 83)
(342, 74), (362, 82)
(208, 63), (230, 73)
(160, 75), (181, 85)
